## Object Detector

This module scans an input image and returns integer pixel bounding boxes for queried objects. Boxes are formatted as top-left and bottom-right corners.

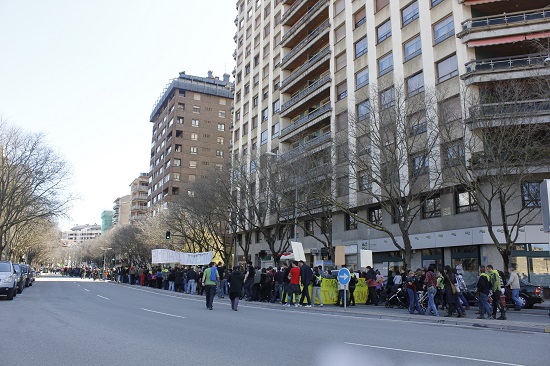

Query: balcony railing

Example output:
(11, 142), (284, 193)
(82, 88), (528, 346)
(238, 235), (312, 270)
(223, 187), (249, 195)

(281, 47), (330, 89)
(468, 99), (550, 121)
(465, 53), (547, 73)
(282, 20), (330, 66)
(280, 104), (331, 137)
(281, 0), (328, 44)
(280, 75), (331, 113)
(280, 132), (331, 160)
(281, 0), (305, 24)
(461, 8), (550, 31)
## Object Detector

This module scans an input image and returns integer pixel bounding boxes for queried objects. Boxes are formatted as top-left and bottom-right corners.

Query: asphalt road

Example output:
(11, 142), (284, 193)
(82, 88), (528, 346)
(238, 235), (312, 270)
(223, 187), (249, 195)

(2, 276), (548, 366)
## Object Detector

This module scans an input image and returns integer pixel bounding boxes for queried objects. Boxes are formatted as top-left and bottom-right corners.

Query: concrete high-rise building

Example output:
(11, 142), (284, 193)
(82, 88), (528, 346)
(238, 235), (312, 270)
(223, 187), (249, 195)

(62, 224), (102, 245)
(231, 0), (550, 284)
(113, 195), (131, 226)
(101, 210), (114, 234)
(129, 173), (149, 223)
(148, 71), (234, 213)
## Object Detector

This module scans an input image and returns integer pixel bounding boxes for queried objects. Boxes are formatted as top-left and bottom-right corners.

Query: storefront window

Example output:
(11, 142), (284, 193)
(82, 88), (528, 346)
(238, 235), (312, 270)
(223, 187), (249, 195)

(451, 245), (480, 285)
(512, 243), (550, 285)
(421, 248), (443, 271)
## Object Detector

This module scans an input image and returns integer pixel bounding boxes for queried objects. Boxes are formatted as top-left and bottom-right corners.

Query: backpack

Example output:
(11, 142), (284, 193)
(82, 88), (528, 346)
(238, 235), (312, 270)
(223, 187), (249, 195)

(314, 275), (322, 286)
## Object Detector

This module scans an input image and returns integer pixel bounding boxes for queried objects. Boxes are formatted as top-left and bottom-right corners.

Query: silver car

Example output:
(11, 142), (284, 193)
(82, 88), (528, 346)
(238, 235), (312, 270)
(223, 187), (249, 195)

(0, 261), (17, 300)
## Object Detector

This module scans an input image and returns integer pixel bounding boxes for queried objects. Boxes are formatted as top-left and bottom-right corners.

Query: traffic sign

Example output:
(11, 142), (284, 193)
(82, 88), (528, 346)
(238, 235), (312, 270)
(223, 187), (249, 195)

(338, 268), (351, 285)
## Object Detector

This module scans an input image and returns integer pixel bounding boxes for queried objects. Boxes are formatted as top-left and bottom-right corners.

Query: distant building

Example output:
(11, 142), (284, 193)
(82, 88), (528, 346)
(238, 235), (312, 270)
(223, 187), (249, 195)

(113, 195), (131, 226)
(62, 224), (102, 245)
(148, 70), (234, 213)
(101, 210), (114, 234)
(129, 173), (149, 223)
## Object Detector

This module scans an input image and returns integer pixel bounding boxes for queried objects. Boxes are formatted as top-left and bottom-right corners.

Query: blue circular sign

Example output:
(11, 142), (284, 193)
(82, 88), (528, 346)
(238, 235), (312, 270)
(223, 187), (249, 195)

(338, 268), (351, 285)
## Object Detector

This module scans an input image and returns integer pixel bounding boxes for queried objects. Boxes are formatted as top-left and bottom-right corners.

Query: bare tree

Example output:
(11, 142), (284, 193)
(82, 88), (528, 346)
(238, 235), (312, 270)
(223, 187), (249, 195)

(325, 81), (446, 268)
(0, 121), (74, 260)
(442, 79), (550, 269)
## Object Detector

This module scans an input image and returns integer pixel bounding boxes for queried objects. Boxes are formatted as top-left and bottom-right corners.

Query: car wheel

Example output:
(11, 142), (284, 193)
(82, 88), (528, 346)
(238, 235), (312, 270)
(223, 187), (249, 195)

(29, 281), (33, 286)
(7, 287), (15, 300)
(17, 285), (22, 294)
(520, 296), (533, 309)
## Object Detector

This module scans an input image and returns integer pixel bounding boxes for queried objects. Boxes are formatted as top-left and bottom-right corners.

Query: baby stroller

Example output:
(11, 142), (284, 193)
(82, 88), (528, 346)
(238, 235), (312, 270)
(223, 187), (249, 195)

(385, 286), (407, 309)
(417, 290), (428, 313)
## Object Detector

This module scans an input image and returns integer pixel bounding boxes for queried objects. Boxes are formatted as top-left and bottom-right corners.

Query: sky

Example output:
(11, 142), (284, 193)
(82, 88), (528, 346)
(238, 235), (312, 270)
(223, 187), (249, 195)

(0, 0), (236, 230)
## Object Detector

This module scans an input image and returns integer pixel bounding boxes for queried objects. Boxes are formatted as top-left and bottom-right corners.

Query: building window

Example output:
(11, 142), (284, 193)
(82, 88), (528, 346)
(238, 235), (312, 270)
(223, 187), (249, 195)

(193, 106), (200, 113)
(355, 7), (366, 28)
(173, 173), (180, 181)
(402, 1), (419, 27)
(337, 176), (349, 197)
(358, 171), (371, 191)
(335, 25), (346, 43)
(355, 37), (368, 58)
(431, 0), (444, 7)
(437, 54), (458, 83)
(334, 0), (345, 15)
(218, 111), (226, 118)
(378, 52), (393, 76)
(522, 182), (542, 207)
(357, 99), (370, 121)
(409, 111), (427, 136)
(356, 67), (369, 90)
(217, 137), (224, 145)
(443, 140), (465, 168)
(305, 220), (314, 236)
(272, 122), (280, 138)
(423, 196), (441, 218)
(434, 16), (455, 45)
(252, 116), (258, 129)
(261, 130), (268, 145)
(216, 150), (224, 158)
(189, 161), (197, 168)
(407, 72), (424, 96)
(411, 153), (429, 176)
(456, 190), (477, 213)
(190, 147), (198, 154)
(377, 19), (392, 44)
(380, 87), (395, 109)
(262, 107), (269, 121)
(337, 82), (347, 100)
(273, 99), (280, 113)
(369, 207), (382, 225)
(217, 123), (225, 131)
(191, 133), (198, 140)
(404, 35), (422, 62)
(191, 119), (199, 127)
(174, 158), (181, 167)
(336, 52), (346, 71)
(345, 211), (358, 230)
(376, 0), (390, 12)
(177, 117), (184, 124)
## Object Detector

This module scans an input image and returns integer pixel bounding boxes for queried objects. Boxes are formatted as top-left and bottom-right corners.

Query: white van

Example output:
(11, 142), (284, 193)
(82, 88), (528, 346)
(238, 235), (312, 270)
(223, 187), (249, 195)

(0, 261), (17, 300)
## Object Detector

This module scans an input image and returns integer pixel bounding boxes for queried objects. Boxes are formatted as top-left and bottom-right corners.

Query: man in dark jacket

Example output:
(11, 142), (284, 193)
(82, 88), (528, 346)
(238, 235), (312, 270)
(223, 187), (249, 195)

(365, 266), (379, 305)
(298, 260), (313, 307)
(229, 266), (245, 311)
(476, 265), (493, 319)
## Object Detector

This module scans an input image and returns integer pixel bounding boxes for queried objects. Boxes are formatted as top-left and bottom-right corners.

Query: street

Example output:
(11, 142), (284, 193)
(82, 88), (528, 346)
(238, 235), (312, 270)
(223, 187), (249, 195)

(1, 276), (549, 366)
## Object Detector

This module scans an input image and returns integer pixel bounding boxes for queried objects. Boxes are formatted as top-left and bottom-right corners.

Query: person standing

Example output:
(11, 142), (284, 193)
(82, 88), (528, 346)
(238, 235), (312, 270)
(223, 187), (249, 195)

(348, 271), (357, 306)
(475, 265), (493, 319)
(312, 267), (323, 307)
(406, 270), (423, 315)
(506, 266), (522, 311)
(365, 266), (379, 305)
(443, 265), (461, 318)
(272, 266), (285, 303)
(202, 262), (219, 310)
(298, 260), (313, 307)
(243, 263), (255, 301)
(284, 261), (301, 307)
(217, 263), (225, 299)
(186, 267), (197, 294)
(423, 265), (438, 316)
(487, 265), (506, 320)
(228, 266), (245, 311)
(281, 263), (291, 304)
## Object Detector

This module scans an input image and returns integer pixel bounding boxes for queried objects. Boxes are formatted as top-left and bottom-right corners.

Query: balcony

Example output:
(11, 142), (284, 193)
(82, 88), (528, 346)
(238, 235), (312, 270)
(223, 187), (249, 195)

(280, 132), (331, 160)
(279, 75), (331, 118)
(280, 104), (332, 140)
(282, 0), (314, 26)
(466, 99), (550, 129)
(281, 0), (329, 48)
(281, 20), (330, 69)
(281, 47), (331, 93)
(457, 8), (550, 45)
(462, 53), (550, 85)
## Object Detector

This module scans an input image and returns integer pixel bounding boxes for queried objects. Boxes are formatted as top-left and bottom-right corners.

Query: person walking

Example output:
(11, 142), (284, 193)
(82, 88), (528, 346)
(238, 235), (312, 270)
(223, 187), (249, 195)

(506, 266), (522, 311)
(475, 265), (493, 319)
(406, 270), (423, 315)
(443, 265), (462, 318)
(348, 271), (358, 306)
(312, 267), (323, 307)
(228, 266), (245, 311)
(202, 262), (219, 310)
(217, 262), (225, 299)
(487, 265), (506, 320)
(298, 260), (313, 307)
(423, 265), (438, 316)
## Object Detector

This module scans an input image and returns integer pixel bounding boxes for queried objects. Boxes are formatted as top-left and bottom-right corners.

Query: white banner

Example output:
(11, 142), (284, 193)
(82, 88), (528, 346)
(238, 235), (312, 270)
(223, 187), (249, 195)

(152, 249), (213, 265)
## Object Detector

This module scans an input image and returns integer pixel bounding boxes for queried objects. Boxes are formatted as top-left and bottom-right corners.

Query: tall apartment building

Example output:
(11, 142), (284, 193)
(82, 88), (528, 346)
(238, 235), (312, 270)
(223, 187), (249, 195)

(129, 173), (149, 223)
(113, 195), (131, 226)
(101, 210), (114, 234)
(148, 71), (234, 212)
(232, 0), (550, 284)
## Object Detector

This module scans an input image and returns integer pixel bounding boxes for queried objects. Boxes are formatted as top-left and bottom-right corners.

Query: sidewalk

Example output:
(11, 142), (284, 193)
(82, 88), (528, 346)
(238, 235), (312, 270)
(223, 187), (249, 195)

(110, 281), (550, 334)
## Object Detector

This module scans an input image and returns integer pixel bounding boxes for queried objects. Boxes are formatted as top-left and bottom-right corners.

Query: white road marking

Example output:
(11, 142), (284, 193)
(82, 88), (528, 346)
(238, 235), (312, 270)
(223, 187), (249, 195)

(84, 288), (90, 292)
(345, 342), (527, 366)
(97, 295), (110, 300)
(141, 308), (186, 319)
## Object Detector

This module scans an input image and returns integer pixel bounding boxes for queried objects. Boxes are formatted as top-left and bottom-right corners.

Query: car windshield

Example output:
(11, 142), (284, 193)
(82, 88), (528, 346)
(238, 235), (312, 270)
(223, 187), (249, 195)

(0, 262), (12, 272)
(13, 264), (20, 272)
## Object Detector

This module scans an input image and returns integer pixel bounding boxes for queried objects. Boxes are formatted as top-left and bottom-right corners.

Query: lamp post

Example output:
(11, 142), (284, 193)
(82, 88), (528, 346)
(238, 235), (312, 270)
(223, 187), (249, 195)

(100, 247), (112, 273)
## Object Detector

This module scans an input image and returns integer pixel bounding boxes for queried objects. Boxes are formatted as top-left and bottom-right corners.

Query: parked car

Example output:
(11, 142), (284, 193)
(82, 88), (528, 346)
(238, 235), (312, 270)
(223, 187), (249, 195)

(20, 264), (33, 287)
(12, 263), (26, 294)
(465, 281), (544, 309)
(0, 260), (17, 300)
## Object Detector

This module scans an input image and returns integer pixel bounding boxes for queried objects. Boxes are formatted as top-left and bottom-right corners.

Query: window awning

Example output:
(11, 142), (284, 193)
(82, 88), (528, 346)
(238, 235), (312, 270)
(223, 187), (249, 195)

(467, 32), (550, 47)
